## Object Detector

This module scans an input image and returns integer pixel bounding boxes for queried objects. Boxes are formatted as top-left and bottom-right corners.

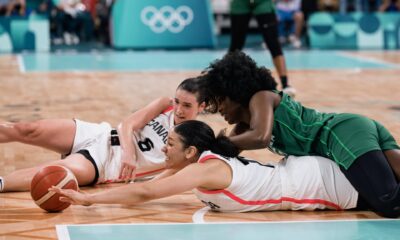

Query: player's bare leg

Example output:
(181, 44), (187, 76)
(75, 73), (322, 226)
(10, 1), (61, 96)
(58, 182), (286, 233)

(1, 154), (96, 192)
(0, 119), (76, 154)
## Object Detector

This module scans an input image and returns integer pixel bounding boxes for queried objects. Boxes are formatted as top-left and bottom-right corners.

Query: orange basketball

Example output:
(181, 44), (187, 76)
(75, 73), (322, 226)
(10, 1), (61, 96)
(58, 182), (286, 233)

(30, 165), (78, 212)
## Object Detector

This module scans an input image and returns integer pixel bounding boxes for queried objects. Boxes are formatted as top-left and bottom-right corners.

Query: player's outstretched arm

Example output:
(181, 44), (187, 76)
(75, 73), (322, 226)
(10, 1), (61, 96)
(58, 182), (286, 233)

(50, 162), (213, 206)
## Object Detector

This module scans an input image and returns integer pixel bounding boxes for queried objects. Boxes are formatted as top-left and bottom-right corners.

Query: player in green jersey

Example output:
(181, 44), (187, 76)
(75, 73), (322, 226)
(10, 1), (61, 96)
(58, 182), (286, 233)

(198, 51), (400, 218)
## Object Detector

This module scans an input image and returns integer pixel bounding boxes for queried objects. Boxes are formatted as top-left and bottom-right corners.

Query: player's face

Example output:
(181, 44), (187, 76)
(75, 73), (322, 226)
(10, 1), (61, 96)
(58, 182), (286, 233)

(217, 97), (244, 124)
(173, 89), (205, 124)
(163, 130), (190, 169)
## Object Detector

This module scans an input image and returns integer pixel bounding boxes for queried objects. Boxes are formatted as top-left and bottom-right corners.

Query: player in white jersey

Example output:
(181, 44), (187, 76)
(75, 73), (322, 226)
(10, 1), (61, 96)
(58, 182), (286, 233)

(192, 153), (357, 212)
(52, 120), (371, 214)
(0, 78), (206, 192)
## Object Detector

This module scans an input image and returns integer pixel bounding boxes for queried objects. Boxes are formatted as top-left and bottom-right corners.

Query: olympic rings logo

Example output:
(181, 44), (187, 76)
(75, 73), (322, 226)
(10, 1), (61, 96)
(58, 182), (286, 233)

(141, 6), (194, 33)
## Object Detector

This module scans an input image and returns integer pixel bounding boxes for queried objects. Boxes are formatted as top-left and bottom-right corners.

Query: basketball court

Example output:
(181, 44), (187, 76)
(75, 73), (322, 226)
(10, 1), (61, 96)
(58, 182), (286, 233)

(1, 0), (400, 237)
(0, 48), (400, 239)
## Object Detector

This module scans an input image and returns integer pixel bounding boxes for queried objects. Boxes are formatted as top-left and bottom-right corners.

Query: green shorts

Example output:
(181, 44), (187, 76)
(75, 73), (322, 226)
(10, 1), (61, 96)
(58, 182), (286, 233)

(230, 0), (275, 15)
(318, 113), (399, 169)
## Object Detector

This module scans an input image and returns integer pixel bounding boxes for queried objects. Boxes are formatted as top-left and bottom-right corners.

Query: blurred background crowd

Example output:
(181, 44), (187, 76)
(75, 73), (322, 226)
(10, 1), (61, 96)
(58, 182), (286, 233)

(0, 0), (399, 48)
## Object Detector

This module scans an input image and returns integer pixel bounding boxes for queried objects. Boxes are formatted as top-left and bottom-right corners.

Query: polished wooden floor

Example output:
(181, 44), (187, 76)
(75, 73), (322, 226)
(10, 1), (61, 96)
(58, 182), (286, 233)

(1, 51), (400, 239)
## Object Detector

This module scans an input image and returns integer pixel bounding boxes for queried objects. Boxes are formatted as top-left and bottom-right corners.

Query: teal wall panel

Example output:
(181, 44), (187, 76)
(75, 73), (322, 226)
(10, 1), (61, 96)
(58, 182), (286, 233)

(308, 13), (400, 49)
(0, 15), (49, 52)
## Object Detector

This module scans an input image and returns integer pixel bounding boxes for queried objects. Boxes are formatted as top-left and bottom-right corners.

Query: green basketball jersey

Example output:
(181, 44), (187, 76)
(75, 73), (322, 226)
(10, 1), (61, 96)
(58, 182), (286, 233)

(269, 92), (335, 157)
(230, 0), (275, 15)
(270, 92), (399, 169)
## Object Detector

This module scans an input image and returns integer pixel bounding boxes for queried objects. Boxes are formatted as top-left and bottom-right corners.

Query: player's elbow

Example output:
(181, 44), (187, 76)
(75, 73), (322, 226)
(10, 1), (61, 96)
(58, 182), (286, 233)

(253, 133), (271, 148)
(158, 96), (172, 105)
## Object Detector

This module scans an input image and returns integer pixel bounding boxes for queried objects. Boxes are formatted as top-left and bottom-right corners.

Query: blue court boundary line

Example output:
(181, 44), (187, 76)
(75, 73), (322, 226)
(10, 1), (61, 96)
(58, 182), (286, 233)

(19, 49), (397, 73)
(57, 218), (398, 227)
(56, 219), (399, 240)
(56, 218), (400, 240)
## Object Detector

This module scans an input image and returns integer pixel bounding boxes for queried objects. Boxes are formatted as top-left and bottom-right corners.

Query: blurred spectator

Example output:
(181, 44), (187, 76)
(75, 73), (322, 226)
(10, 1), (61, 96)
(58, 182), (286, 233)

(300, 0), (318, 47)
(30, 0), (64, 44)
(0, 0), (9, 15)
(340, 0), (382, 12)
(379, 0), (400, 11)
(81, 0), (95, 17)
(32, 0), (54, 16)
(0, 0), (26, 16)
(94, 0), (113, 45)
(318, 0), (340, 11)
(301, 0), (318, 22)
(276, 0), (304, 48)
(52, 0), (94, 45)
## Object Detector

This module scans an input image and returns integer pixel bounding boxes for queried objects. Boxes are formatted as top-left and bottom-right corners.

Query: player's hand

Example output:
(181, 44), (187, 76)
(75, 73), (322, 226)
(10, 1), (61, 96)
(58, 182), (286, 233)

(119, 155), (137, 182)
(49, 187), (92, 206)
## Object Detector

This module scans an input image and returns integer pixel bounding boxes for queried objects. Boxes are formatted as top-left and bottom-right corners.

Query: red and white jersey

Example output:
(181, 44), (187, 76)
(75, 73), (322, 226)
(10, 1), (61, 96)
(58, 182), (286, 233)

(132, 106), (174, 177)
(192, 151), (358, 212)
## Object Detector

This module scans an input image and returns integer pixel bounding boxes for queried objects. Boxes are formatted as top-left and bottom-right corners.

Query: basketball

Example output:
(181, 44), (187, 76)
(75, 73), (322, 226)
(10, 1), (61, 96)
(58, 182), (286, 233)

(30, 165), (78, 212)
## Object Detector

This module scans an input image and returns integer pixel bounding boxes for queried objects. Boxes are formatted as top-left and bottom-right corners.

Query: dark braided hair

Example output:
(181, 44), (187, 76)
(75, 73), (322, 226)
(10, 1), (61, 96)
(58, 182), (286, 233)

(173, 120), (239, 158)
(199, 51), (277, 113)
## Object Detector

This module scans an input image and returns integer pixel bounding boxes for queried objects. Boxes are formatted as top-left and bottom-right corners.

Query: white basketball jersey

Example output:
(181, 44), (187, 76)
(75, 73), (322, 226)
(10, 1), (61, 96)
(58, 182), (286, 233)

(192, 152), (358, 212)
(132, 106), (174, 177)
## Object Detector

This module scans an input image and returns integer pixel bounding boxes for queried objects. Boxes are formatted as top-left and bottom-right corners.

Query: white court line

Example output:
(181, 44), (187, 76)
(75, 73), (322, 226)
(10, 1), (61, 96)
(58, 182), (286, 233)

(55, 225), (71, 240)
(17, 54), (26, 73)
(337, 51), (400, 68)
(192, 206), (210, 223)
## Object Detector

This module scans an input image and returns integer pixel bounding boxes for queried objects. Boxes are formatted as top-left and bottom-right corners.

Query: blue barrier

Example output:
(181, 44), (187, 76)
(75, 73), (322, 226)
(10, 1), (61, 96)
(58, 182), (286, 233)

(0, 14), (49, 52)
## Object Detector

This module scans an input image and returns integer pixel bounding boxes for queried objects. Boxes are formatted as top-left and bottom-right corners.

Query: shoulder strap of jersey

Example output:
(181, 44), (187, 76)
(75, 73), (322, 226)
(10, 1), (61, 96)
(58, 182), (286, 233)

(198, 151), (227, 163)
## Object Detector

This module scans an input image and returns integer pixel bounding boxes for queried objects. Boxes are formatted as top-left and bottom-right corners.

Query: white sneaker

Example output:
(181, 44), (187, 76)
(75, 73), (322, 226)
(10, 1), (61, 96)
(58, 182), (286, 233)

(52, 37), (63, 45)
(289, 35), (301, 49)
(292, 38), (301, 49)
(63, 32), (72, 45)
(72, 34), (80, 45)
(282, 86), (297, 98)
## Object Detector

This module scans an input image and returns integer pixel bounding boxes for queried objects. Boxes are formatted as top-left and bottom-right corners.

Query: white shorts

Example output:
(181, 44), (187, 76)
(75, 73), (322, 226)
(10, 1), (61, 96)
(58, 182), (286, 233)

(70, 119), (121, 184)
(315, 156), (359, 209)
(70, 119), (166, 184)
(280, 156), (358, 210)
